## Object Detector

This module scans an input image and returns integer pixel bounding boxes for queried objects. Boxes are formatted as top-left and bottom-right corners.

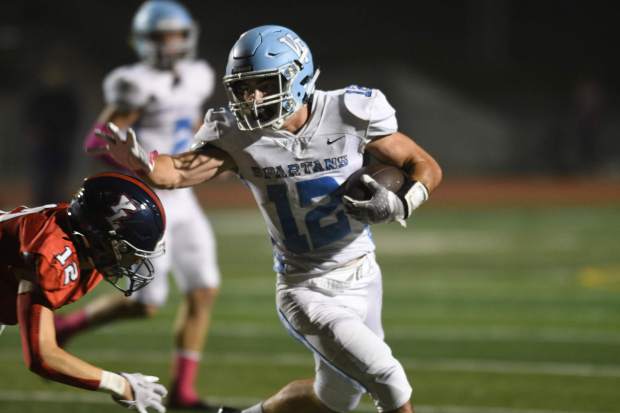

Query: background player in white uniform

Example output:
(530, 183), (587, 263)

(55, 1), (222, 410)
(95, 25), (442, 413)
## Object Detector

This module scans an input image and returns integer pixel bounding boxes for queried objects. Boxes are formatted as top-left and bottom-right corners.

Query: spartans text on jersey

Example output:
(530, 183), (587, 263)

(251, 155), (349, 179)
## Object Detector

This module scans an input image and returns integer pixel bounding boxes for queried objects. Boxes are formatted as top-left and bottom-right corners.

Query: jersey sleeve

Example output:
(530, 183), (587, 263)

(34, 247), (79, 309)
(343, 86), (398, 143)
(18, 214), (95, 310)
(103, 66), (150, 111)
(191, 107), (238, 152)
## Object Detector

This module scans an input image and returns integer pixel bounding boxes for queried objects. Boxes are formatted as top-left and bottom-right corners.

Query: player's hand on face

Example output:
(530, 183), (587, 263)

(87, 122), (155, 174)
(343, 174), (406, 226)
(115, 372), (168, 413)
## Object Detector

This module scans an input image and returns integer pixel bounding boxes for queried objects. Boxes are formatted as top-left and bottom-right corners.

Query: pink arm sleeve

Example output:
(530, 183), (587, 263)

(83, 122), (128, 171)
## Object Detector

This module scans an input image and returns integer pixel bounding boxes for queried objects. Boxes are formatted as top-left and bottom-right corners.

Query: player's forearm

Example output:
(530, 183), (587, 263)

(142, 154), (181, 189)
(17, 293), (132, 398)
(367, 132), (443, 193)
(33, 346), (105, 389)
(27, 346), (99, 389)
(406, 155), (443, 193)
(148, 151), (231, 189)
(30, 347), (132, 399)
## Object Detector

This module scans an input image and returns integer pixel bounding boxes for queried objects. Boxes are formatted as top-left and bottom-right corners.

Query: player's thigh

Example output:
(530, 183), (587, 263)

(170, 206), (220, 292)
(363, 257), (385, 340)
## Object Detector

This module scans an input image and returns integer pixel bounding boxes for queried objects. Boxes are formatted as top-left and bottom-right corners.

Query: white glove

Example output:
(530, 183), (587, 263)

(88, 122), (156, 174)
(117, 372), (168, 413)
(343, 174), (406, 227)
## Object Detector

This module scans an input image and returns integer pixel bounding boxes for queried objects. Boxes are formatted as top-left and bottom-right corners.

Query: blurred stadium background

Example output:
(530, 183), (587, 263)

(1, 1), (619, 412)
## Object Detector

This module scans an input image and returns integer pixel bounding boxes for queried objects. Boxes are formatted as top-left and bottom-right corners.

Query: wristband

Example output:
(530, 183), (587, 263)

(397, 180), (429, 218)
(99, 370), (128, 398)
(148, 150), (159, 172)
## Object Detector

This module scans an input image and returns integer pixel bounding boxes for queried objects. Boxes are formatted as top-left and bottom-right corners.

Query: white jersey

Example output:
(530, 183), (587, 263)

(193, 86), (398, 279)
(103, 59), (215, 155)
(102, 60), (221, 302)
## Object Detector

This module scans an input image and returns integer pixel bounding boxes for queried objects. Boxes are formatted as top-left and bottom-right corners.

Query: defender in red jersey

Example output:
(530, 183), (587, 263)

(0, 172), (167, 413)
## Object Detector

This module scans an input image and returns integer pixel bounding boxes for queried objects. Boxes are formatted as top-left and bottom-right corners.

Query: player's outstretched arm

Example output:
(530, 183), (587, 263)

(89, 122), (236, 189)
(17, 282), (167, 413)
(150, 145), (236, 189)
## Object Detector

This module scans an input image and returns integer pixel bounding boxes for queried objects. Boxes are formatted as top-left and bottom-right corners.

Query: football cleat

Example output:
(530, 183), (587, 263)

(216, 407), (241, 413)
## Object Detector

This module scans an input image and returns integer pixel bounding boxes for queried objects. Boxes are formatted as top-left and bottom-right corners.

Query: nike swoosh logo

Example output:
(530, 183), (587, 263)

(327, 136), (345, 145)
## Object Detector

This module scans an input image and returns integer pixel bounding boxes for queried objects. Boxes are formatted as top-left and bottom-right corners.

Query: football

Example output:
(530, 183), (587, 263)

(341, 163), (408, 201)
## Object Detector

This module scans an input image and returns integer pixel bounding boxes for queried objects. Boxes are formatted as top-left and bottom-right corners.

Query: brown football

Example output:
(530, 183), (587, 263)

(341, 163), (408, 201)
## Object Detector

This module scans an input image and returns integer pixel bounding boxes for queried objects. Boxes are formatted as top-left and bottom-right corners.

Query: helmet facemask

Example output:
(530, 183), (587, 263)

(88, 230), (165, 296)
(224, 61), (316, 131)
(70, 219), (165, 297)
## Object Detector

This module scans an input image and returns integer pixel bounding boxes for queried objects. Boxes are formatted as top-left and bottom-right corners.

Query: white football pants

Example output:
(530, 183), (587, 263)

(276, 253), (412, 412)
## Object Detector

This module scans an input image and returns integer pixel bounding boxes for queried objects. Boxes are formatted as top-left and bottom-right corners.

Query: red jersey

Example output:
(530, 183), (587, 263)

(0, 204), (103, 325)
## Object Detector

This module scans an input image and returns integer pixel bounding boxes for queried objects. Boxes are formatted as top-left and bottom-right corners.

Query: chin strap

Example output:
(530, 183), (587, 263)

(304, 68), (321, 98)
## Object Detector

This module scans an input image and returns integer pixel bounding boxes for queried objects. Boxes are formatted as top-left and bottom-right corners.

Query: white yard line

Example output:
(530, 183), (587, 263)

(6, 322), (619, 345)
(0, 390), (605, 413)
(1, 350), (618, 378)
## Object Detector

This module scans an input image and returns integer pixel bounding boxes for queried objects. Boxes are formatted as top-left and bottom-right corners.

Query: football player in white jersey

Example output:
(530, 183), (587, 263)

(55, 1), (223, 410)
(95, 25), (442, 413)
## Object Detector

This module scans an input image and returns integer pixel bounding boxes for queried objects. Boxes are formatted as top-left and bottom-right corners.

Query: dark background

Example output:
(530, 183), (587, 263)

(1, 0), (618, 204)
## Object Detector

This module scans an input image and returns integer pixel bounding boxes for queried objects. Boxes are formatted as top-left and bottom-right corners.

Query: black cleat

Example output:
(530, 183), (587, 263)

(217, 407), (241, 413)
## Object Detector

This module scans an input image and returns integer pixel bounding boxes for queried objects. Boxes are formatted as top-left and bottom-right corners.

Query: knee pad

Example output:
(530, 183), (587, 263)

(313, 361), (365, 413)
(367, 360), (412, 412)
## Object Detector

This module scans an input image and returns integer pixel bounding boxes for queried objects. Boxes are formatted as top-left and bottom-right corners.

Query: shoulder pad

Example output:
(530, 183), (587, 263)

(191, 107), (236, 150)
(103, 66), (150, 110)
(343, 86), (395, 122)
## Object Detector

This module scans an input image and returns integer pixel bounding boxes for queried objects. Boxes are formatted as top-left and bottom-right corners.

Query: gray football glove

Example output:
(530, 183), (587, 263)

(343, 174), (406, 226)
(89, 122), (156, 174)
(117, 372), (167, 413)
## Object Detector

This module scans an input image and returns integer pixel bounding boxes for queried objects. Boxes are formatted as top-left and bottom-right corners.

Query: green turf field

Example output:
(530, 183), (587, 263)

(1, 205), (619, 413)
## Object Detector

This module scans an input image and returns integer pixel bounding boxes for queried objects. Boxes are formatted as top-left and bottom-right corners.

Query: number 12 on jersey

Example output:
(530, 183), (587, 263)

(267, 177), (351, 253)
